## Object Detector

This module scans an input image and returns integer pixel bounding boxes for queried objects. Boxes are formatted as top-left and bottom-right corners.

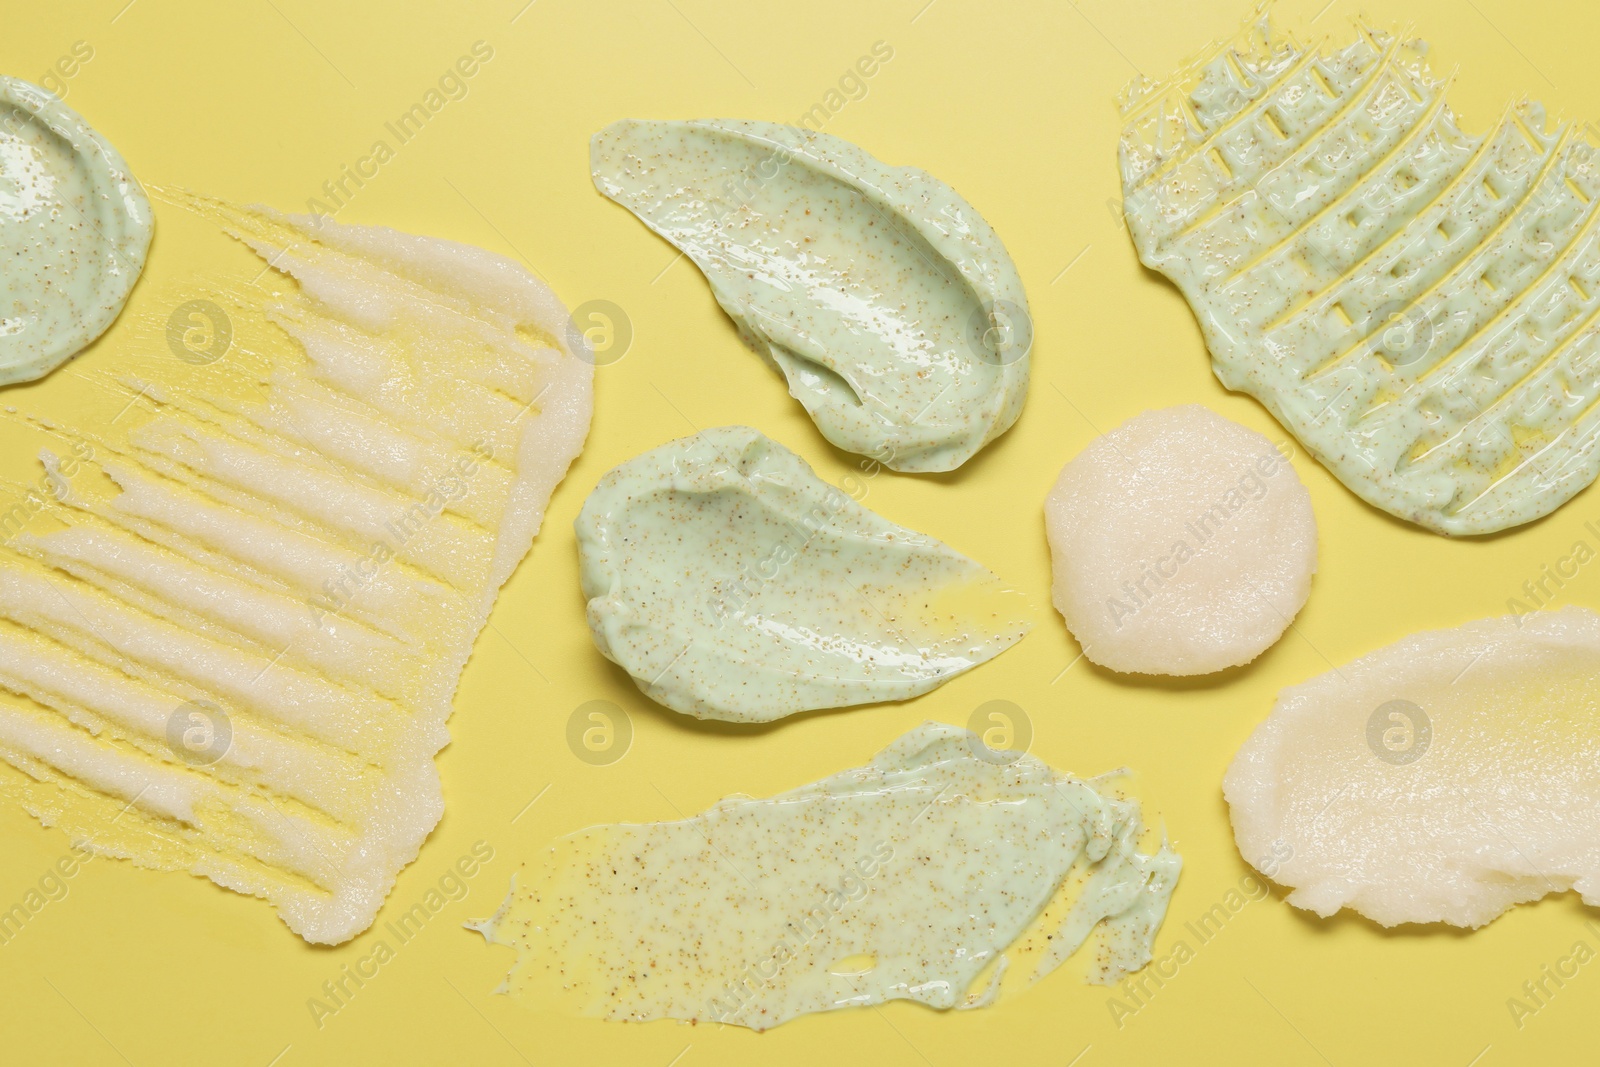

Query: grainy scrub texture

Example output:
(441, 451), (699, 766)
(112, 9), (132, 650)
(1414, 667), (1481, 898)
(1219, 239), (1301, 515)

(1045, 405), (1316, 676)
(0, 75), (152, 384)
(591, 118), (1030, 472)
(1120, 17), (1600, 535)
(471, 722), (1180, 1030)
(1226, 607), (1600, 928)
(0, 205), (591, 943)
(576, 426), (1028, 721)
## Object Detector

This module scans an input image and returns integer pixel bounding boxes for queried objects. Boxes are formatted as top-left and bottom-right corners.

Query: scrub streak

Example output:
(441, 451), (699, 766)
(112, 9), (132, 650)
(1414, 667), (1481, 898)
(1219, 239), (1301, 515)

(592, 119), (1030, 472)
(472, 723), (1181, 1030)
(576, 427), (1029, 721)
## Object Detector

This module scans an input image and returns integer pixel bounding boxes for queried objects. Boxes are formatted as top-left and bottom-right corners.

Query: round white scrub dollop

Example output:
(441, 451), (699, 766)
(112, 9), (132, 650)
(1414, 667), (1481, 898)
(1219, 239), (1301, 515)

(1045, 405), (1317, 676)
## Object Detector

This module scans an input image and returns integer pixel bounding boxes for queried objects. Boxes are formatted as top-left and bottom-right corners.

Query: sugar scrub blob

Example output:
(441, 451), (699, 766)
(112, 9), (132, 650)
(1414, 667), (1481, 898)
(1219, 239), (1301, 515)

(1226, 608), (1600, 928)
(1045, 405), (1317, 676)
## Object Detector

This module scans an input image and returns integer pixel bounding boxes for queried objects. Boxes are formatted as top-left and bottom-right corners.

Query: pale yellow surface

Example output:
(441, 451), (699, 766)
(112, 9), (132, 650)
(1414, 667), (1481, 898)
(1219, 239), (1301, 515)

(3, 1), (1598, 1064)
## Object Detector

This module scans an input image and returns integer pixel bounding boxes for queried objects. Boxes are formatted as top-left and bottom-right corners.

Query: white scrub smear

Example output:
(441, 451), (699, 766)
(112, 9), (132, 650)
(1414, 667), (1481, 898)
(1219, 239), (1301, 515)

(1046, 405), (1317, 676)
(1227, 607), (1600, 929)
(0, 201), (591, 943)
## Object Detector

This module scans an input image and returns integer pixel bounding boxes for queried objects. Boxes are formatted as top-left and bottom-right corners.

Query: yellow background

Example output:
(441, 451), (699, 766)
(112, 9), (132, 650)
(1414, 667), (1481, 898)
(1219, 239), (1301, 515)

(3, 0), (1598, 1063)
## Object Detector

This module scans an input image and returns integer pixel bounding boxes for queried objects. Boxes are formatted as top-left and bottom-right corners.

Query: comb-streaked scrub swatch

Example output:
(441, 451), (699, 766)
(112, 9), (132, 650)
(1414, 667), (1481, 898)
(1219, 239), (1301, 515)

(1120, 13), (1600, 535)
(0, 204), (591, 943)
(1226, 607), (1600, 928)
(470, 722), (1180, 1030)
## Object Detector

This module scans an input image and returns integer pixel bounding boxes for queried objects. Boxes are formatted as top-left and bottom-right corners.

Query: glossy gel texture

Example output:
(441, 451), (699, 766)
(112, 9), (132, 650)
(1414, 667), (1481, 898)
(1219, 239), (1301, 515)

(576, 426), (1028, 721)
(592, 119), (1030, 472)
(1120, 16), (1600, 534)
(0, 76), (152, 384)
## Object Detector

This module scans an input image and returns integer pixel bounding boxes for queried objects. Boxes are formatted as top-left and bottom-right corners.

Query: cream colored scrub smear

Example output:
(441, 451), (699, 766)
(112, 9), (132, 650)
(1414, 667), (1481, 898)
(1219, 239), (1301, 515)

(1227, 607), (1600, 929)
(0, 198), (591, 943)
(591, 119), (1030, 472)
(1119, 11), (1600, 535)
(576, 426), (1029, 722)
(470, 723), (1180, 1030)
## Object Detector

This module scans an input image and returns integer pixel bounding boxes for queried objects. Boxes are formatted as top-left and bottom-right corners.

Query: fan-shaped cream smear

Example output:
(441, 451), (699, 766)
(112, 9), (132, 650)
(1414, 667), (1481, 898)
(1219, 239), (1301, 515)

(592, 119), (1030, 473)
(1227, 607), (1600, 928)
